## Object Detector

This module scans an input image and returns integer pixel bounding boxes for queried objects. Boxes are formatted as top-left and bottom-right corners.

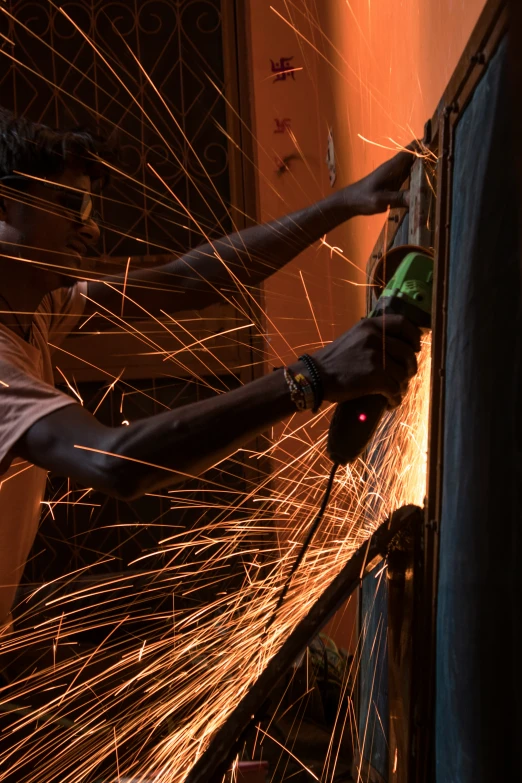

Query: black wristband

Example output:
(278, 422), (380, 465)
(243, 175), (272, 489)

(298, 353), (324, 412)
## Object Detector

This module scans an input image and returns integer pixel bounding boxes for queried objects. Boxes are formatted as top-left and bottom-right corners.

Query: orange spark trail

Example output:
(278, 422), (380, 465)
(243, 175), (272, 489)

(0, 4), (435, 780)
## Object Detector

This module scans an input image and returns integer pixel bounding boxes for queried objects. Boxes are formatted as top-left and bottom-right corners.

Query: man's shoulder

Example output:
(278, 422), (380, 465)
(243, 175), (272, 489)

(44, 280), (88, 316)
(36, 281), (88, 344)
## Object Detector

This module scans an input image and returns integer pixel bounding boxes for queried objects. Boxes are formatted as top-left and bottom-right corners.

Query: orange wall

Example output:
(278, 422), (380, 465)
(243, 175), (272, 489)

(248, 0), (487, 362)
(247, 0), (487, 649)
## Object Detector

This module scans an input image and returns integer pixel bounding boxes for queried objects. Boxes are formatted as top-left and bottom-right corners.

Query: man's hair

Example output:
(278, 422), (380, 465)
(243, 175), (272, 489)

(0, 108), (117, 187)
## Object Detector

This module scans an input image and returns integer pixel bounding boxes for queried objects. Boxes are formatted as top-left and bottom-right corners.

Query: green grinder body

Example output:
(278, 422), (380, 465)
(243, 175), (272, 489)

(327, 251), (434, 466)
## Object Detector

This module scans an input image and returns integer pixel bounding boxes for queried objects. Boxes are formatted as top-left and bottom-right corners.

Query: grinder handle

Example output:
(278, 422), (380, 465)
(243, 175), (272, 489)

(326, 394), (388, 466)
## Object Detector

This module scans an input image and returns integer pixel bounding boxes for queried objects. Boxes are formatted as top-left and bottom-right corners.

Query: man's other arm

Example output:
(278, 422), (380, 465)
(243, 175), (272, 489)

(83, 149), (416, 319)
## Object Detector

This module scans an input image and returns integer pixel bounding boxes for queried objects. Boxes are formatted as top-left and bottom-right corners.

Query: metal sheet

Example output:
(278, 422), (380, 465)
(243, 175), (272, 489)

(436, 36), (522, 781)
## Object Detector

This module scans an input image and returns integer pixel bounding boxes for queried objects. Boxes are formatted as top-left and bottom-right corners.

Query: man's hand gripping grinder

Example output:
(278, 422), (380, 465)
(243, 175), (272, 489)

(266, 249), (434, 631)
(327, 249), (434, 466)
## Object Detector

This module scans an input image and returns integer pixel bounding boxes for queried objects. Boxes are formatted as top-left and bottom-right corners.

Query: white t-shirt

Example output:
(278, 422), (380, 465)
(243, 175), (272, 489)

(0, 283), (87, 623)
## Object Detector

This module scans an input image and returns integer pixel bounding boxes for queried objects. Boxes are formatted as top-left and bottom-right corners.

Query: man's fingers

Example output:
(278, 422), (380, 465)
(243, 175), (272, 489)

(386, 141), (423, 183)
(374, 368), (403, 408)
(384, 190), (409, 209)
(405, 139), (424, 155)
(390, 145), (418, 174)
(377, 366), (412, 409)
(384, 336), (419, 378)
(378, 354), (412, 389)
(370, 315), (422, 352)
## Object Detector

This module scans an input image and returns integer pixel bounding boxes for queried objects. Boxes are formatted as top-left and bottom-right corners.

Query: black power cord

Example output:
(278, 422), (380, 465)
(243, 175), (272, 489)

(265, 462), (339, 633)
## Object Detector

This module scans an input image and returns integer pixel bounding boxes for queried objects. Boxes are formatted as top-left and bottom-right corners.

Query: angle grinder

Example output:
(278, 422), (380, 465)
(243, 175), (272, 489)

(265, 246), (434, 632)
(327, 246), (434, 466)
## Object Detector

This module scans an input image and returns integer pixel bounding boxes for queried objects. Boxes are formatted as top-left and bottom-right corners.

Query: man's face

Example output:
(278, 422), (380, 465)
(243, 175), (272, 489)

(0, 167), (101, 287)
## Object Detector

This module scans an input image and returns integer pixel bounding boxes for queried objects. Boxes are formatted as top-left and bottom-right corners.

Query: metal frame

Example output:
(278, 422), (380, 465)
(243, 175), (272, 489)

(185, 506), (423, 783)
(221, 0), (258, 238)
(360, 4), (509, 780)
(185, 4), (511, 780)
(187, 5), (510, 780)
(415, 3), (508, 780)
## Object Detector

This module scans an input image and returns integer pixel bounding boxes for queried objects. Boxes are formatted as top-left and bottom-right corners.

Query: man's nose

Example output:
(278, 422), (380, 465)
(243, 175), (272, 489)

(77, 218), (101, 246)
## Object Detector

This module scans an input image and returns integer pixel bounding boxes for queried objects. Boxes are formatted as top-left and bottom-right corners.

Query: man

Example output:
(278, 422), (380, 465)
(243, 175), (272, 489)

(0, 111), (421, 629)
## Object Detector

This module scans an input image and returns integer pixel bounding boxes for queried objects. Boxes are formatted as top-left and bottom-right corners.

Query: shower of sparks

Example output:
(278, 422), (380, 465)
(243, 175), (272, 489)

(0, 334), (431, 782)
(0, 3), (437, 782)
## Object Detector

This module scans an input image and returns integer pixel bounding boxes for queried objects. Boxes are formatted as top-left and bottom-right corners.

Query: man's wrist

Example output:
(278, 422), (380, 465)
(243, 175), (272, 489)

(287, 357), (325, 413)
(327, 187), (358, 221)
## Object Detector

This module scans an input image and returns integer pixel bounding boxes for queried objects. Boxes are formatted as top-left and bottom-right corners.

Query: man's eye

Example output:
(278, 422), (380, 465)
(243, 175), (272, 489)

(58, 195), (78, 213)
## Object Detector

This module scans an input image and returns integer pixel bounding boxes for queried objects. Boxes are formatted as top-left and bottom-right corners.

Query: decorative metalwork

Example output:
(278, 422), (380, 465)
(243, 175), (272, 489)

(0, 1), (252, 593)
(0, 0), (232, 257)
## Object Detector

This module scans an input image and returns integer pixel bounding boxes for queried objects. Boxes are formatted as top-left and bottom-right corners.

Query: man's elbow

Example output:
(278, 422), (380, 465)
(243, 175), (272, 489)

(61, 450), (139, 501)
(15, 408), (186, 501)
(101, 417), (191, 500)
(100, 458), (144, 501)
(45, 454), (150, 502)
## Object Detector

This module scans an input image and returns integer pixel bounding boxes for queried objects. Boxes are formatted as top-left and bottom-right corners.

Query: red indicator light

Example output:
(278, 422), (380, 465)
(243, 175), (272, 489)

(359, 413), (367, 422)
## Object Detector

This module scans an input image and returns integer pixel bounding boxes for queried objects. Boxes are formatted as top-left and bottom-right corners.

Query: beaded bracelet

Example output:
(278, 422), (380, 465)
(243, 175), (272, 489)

(297, 354), (324, 412)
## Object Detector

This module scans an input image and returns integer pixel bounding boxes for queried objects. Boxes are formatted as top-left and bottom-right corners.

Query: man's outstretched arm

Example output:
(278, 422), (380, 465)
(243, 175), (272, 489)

(14, 316), (420, 500)
(84, 148), (417, 318)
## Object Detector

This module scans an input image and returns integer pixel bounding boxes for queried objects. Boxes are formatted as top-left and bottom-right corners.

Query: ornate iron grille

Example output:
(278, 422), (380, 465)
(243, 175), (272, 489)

(0, 0), (232, 257)
(0, 0), (260, 600)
